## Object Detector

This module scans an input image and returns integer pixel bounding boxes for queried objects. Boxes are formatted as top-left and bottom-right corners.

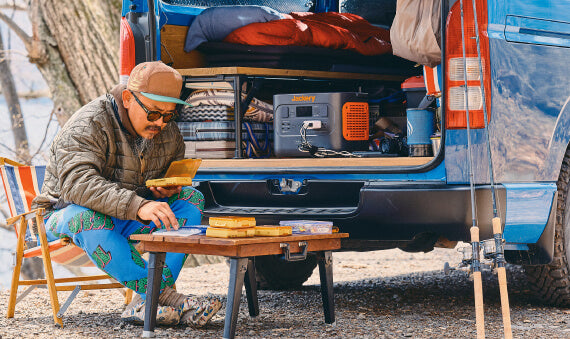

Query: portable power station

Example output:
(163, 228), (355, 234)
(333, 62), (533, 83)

(273, 92), (369, 157)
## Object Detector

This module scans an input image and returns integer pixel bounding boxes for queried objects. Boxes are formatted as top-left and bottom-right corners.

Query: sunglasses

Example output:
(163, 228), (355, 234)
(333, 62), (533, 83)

(130, 90), (178, 123)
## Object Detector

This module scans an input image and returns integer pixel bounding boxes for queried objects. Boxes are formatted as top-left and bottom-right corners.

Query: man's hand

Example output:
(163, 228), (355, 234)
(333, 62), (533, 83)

(149, 185), (182, 199)
(137, 201), (179, 230)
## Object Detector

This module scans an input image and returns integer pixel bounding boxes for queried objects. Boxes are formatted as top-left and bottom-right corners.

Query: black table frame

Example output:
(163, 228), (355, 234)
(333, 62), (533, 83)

(142, 250), (334, 339)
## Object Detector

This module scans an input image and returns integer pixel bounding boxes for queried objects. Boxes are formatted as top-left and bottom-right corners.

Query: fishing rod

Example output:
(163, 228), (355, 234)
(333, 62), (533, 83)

(471, 0), (512, 337)
(459, 0), (485, 337)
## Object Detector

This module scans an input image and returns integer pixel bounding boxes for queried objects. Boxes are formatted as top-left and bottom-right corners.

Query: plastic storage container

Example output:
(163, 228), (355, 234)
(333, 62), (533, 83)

(146, 158), (202, 187)
(401, 76), (427, 109)
(279, 220), (333, 234)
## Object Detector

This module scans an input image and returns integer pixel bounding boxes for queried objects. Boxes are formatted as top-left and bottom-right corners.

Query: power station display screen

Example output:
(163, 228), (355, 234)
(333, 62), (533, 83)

(295, 106), (313, 117)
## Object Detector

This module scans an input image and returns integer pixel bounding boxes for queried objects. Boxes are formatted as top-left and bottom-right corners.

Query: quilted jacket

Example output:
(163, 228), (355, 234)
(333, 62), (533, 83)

(31, 84), (185, 221)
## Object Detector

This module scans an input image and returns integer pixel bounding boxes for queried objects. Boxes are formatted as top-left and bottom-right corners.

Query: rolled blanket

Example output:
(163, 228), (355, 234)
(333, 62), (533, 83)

(184, 5), (286, 52)
(177, 105), (234, 122)
(184, 89), (273, 123)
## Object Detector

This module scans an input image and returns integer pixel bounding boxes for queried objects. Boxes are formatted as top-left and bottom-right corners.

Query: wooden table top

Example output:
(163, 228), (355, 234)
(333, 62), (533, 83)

(130, 232), (349, 257)
(131, 232), (348, 244)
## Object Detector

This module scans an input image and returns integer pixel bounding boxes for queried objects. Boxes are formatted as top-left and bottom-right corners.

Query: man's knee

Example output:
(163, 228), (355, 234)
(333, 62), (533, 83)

(168, 187), (205, 212)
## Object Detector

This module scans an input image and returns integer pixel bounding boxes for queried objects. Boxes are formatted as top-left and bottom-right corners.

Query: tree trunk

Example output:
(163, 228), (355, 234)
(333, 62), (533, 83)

(0, 26), (31, 162)
(1, 0), (220, 280)
(27, 0), (121, 125)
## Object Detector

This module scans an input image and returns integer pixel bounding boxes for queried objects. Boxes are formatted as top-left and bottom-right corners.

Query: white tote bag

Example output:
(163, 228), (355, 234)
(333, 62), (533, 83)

(390, 0), (441, 67)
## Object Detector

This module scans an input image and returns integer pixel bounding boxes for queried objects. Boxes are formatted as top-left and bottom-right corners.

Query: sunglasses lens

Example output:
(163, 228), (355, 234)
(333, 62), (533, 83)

(163, 114), (174, 123)
(146, 112), (161, 122)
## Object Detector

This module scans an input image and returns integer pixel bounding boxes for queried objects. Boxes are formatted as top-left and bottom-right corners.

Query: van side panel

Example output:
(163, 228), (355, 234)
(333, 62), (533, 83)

(489, 1), (570, 183)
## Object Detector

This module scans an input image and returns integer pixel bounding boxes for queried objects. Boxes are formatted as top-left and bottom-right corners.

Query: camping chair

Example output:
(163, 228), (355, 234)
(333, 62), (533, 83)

(0, 157), (132, 327)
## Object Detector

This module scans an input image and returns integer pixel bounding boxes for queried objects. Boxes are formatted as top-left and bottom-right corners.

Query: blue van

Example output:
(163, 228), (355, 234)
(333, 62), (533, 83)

(120, 0), (570, 305)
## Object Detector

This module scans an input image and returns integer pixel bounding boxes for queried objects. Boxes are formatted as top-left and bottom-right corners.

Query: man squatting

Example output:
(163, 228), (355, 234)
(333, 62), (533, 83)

(32, 61), (222, 326)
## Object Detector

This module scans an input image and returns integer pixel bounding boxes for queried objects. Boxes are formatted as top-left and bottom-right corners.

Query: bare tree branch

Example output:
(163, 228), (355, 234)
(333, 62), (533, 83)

(0, 48), (28, 60)
(0, 141), (16, 155)
(0, 201), (9, 219)
(0, 193), (11, 230)
(0, 10), (31, 48)
(0, 5), (26, 11)
(29, 106), (55, 160)
(0, 6), (25, 10)
(0, 0), (27, 11)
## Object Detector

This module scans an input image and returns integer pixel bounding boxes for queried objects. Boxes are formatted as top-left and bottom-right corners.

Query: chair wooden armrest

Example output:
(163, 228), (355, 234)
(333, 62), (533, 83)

(6, 208), (44, 226)
(6, 208), (71, 247)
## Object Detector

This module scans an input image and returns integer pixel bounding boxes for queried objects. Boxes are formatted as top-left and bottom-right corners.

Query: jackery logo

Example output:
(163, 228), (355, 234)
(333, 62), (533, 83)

(291, 95), (315, 103)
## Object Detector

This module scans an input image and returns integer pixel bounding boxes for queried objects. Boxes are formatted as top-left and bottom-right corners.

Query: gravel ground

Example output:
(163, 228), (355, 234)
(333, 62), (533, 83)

(0, 246), (569, 338)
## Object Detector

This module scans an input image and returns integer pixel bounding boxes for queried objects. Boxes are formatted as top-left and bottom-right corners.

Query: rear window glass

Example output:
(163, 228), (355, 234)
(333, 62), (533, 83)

(340, 0), (396, 27)
(162, 0), (312, 13)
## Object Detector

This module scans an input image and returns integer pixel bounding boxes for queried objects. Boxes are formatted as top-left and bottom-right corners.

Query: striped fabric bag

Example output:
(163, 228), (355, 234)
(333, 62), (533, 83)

(423, 64), (442, 97)
(0, 158), (93, 267)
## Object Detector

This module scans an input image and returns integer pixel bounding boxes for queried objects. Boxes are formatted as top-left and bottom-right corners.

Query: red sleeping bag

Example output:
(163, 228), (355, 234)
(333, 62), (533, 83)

(223, 12), (392, 56)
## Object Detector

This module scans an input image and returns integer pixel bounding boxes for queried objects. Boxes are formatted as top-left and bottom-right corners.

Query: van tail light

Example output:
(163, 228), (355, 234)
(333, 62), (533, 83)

(445, 0), (491, 129)
(119, 17), (136, 85)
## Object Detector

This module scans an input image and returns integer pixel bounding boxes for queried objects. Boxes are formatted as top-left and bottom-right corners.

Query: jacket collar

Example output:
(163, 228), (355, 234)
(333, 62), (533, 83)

(110, 84), (138, 137)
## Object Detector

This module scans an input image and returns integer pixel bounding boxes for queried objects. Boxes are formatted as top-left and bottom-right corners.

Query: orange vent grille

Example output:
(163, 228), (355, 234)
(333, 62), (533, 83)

(342, 102), (369, 141)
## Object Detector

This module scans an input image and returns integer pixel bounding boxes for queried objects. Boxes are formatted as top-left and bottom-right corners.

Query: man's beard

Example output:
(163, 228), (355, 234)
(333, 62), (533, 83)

(135, 136), (154, 154)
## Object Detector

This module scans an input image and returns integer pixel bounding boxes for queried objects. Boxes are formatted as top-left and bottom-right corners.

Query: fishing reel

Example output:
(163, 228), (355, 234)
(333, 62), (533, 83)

(443, 238), (504, 276)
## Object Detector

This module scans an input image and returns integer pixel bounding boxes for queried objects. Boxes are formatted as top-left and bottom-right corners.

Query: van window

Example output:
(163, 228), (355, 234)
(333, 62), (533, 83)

(162, 0), (312, 13)
(340, 0), (397, 27)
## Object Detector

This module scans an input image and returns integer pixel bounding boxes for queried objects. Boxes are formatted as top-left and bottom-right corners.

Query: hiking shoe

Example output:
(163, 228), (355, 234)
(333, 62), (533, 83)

(180, 295), (223, 327)
(121, 301), (180, 326)
(178, 295), (205, 321)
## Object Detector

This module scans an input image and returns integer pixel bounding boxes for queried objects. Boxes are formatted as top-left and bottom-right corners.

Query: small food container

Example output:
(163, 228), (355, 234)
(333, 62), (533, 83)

(179, 225), (209, 234)
(430, 134), (441, 155)
(147, 158), (202, 187)
(279, 220), (333, 234)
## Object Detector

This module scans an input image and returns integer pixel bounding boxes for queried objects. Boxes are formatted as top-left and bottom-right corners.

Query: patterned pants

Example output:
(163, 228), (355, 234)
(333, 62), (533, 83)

(44, 187), (205, 299)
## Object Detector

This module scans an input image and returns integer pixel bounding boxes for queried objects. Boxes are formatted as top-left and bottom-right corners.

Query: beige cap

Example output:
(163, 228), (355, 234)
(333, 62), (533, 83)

(127, 61), (188, 105)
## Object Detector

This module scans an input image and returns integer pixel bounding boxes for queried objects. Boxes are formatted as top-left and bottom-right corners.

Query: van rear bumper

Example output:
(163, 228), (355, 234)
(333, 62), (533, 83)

(200, 182), (555, 265)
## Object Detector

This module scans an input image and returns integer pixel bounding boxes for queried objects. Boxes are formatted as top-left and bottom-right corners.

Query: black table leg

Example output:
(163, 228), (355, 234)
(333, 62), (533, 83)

(224, 257), (248, 339)
(143, 251), (166, 338)
(317, 251), (335, 324)
(244, 258), (259, 317)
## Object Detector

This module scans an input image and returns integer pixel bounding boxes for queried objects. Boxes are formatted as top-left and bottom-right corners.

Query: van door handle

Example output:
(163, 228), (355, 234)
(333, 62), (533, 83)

(505, 15), (570, 48)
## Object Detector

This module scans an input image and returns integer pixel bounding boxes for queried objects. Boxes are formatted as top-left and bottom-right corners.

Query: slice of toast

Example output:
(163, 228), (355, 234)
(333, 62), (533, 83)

(209, 216), (256, 228)
(254, 225), (292, 237)
(146, 177), (193, 187)
(206, 226), (255, 238)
